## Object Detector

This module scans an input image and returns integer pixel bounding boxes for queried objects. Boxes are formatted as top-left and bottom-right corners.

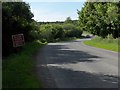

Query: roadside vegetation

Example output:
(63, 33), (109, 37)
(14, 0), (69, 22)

(33, 17), (83, 43)
(77, 2), (119, 38)
(2, 1), (120, 88)
(2, 2), (82, 88)
(84, 36), (119, 52)
(2, 2), (45, 88)
(78, 2), (120, 51)
(3, 40), (46, 88)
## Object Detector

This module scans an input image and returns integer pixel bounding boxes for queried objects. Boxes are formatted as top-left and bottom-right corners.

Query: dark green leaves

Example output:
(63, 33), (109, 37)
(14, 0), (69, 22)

(78, 2), (119, 38)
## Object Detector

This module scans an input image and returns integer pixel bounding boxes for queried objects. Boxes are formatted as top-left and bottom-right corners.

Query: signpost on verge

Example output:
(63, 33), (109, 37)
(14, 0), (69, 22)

(12, 34), (25, 47)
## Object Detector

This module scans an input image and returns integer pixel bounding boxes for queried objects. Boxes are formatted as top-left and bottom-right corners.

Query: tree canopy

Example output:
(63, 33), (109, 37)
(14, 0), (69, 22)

(64, 17), (73, 24)
(2, 2), (36, 56)
(77, 2), (120, 38)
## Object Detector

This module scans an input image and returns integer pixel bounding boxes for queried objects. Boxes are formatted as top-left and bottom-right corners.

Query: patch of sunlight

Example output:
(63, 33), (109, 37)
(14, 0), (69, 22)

(48, 43), (69, 45)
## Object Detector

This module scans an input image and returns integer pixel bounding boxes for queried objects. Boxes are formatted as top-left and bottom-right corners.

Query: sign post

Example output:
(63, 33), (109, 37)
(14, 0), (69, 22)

(12, 34), (25, 47)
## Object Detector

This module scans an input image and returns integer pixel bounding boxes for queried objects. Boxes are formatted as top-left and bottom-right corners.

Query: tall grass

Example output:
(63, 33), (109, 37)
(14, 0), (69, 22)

(84, 36), (119, 52)
(3, 40), (46, 88)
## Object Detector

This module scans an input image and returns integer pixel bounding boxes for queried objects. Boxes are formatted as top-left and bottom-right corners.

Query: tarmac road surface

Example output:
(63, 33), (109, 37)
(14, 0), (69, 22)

(35, 38), (118, 88)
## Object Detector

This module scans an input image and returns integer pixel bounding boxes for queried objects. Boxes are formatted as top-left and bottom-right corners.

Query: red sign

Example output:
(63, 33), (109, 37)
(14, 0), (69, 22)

(12, 34), (25, 47)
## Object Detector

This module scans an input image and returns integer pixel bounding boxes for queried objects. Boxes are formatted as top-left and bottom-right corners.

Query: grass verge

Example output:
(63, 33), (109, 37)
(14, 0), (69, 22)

(3, 40), (47, 88)
(84, 36), (119, 52)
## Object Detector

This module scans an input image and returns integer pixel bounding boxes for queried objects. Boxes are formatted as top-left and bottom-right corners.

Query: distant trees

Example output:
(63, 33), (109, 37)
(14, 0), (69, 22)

(51, 24), (64, 40)
(38, 17), (83, 42)
(2, 2), (85, 57)
(63, 23), (82, 38)
(2, 2), (37, 56)
(77, 2), (120, 38)
(64, 17), (72, 24)
(39, 24), (64, 42)
(38, 21), (64, 25)
(63, 17), (83, 38)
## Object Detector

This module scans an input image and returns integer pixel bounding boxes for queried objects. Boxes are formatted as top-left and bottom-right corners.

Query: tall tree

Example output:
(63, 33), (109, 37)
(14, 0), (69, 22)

(2, 2), (34, 56)
(64, 17), (72, 24)
(77, 2), (120, 38)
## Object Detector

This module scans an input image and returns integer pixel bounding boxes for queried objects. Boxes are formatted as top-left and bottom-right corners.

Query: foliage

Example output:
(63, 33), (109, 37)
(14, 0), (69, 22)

(40, 24), (53, 42)
(3, 40), (46, 88)
(39, 24), (64, 42)
(29, 21), (41, 40)
(51, 24), (64, 40)
(63, 19), (83, 38)
(63, 24), (83, 38)
(64, 17), (72, 24)
(39, 21), (83, 42)
(62, 23), (75, 31)
(2, 2), (37, 57)
(77, 2), (120, 38)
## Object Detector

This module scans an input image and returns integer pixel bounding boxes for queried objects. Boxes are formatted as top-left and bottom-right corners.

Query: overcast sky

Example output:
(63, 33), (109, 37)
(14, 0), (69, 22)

(26, 2), (85, 22)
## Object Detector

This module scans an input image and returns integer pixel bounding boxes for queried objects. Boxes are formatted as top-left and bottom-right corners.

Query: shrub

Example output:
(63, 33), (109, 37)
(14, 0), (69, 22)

(63, 24), (83, 38)
(2, 2), (35, 57)
(39, 24), (64, 42)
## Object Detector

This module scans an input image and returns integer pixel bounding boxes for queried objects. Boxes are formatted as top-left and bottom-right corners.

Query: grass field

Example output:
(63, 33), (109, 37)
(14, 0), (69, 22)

(84, 36), (119, 52)
(3, 40), (47, 88)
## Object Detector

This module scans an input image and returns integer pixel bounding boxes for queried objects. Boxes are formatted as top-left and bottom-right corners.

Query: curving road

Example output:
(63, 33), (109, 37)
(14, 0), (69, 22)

(35, 39), (118, 88)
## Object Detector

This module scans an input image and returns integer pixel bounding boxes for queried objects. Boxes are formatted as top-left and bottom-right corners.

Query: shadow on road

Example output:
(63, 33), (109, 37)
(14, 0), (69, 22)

(35, 43), (118, 88)
(43, 44), (100, 64)
(48, 66), (118, 88)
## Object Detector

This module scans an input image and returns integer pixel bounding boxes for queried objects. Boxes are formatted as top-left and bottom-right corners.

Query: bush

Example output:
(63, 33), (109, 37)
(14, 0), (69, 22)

(39, 23), (83, 42)
(63, 23), (75, 31)
(63, 24), (83, 38)
(40, 24), (52, 42)
(51, 24), (64, 39)
(39, 24), (64, 42)
(2, 2), (35, 57)
(65, 29), (82, 38)
(41, 38), (47, 43)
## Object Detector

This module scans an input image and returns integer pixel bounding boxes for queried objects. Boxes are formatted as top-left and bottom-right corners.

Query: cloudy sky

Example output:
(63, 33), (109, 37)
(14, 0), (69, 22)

(25, 1), (85, 22)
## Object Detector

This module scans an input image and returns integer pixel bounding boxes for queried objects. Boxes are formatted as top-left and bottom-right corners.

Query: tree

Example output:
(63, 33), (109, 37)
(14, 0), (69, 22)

(64, 17), (72, 24)
(2, 2), (35, 57)
(77, 2), (120, 38)
(39, 24), (64, 42)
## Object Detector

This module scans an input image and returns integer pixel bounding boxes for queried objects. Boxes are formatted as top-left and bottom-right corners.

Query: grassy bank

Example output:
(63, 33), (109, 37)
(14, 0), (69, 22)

(3, 40), (47, 88)
(84, 36), (119, 52)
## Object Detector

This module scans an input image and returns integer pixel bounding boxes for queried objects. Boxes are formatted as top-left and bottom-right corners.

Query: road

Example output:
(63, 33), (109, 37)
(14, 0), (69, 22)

(35, 38), (118, 88)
